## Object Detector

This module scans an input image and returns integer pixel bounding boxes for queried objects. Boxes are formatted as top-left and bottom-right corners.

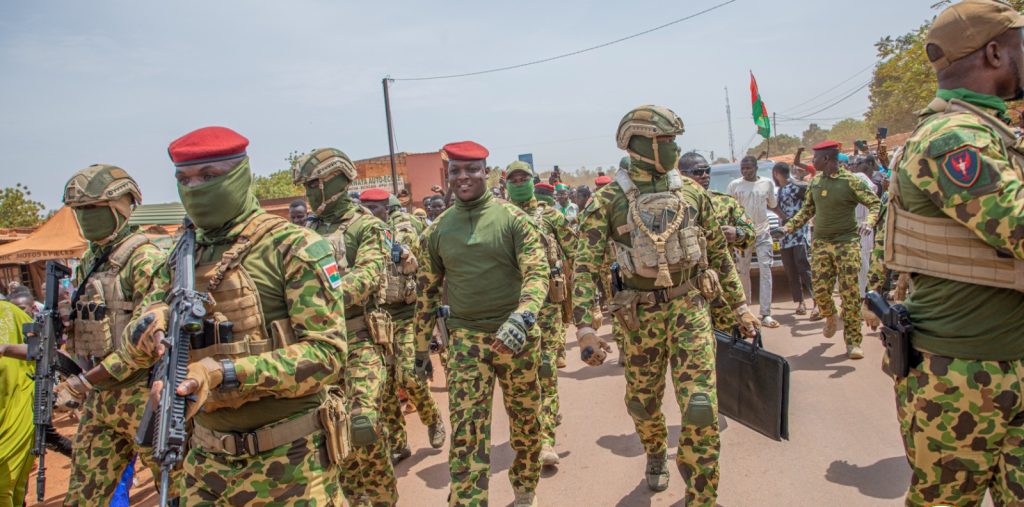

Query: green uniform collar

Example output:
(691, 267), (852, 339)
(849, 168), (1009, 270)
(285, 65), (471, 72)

(936, 88), (1010, 123)
(455, 190), (492, 210)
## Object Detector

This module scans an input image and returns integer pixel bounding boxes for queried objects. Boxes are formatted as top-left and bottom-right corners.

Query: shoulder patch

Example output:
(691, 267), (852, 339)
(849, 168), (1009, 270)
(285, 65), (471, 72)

(940, 146), (983, 188)
(318, 257), (343, 289)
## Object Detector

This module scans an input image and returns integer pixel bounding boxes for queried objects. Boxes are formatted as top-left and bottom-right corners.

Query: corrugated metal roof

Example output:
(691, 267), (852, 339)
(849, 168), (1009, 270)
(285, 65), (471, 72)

(128, 202), (186, 226)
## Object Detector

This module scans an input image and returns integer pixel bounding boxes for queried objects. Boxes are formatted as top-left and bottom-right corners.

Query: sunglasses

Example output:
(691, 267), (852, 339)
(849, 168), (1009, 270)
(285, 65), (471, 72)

(686, 168), (711, 176)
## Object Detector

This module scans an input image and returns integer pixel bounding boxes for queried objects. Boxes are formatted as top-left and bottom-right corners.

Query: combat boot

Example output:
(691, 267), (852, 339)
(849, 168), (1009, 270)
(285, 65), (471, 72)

(846, 345), (864, 360)
(428, 420), (446, 449)
(513, 491), (537, 507)
(391, 445), (412, 464)
(823, 314), (838, 338)
(540, 445), (560, 467)
(645, 452), (669, 492)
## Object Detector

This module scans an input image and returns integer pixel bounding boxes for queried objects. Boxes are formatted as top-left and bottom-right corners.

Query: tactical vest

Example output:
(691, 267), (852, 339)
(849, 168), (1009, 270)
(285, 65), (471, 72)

(189, 213), (297, 410)
(611, 169), (708, 287)
(531, 203), (568, 302)
(885, 98), (1024, 292)
(381, 216), (417, 305)
(71, 233), (151, 358)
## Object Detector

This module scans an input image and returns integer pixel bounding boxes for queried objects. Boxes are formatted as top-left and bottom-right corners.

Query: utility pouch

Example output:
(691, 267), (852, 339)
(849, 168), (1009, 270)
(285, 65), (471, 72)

(366, 309), (395, 353)
(697, 269), (722, 301)
(318, 387), (351, 464)
(609, 290), (641, 332)
(548, 272), (567, 303)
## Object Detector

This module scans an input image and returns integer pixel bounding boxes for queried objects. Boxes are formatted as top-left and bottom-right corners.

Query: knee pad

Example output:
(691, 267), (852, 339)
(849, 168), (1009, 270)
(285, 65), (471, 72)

(350, 413), (378, 447)
(627, 399), (652, 421)
(538, 356), (554, 379)
(683, 393), (715, 428)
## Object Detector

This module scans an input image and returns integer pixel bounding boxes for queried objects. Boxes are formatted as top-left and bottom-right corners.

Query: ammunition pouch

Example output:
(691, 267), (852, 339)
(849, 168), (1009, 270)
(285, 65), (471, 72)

(548, 271), (567, 303)
(365, 309), (395, 352)
(318, 387), (351, 464)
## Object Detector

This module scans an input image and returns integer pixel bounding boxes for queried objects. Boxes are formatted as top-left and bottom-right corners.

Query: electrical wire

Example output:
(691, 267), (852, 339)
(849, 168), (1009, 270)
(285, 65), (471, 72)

(778, 80), (872, 121)
(776, 61), (877, 115)
(390, 0), (738, 81)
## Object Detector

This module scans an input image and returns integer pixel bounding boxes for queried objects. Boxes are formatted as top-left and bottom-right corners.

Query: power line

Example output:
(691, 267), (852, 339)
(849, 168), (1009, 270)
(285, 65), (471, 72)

(777, 62), (876, 115)
(778, 80), (872, 121)
(390, 0), (738, 81)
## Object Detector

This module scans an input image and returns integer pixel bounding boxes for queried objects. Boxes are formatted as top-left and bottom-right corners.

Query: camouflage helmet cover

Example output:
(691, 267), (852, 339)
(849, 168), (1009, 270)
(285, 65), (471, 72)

(291, 147), (358, 185)
(63, 164), (142, 207)
(615, 105), (685, 150)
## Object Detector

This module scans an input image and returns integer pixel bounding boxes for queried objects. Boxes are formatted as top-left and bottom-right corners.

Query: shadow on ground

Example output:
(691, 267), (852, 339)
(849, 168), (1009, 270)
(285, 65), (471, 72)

(824, 456), (911, 499)
(786, 342), (856, 378)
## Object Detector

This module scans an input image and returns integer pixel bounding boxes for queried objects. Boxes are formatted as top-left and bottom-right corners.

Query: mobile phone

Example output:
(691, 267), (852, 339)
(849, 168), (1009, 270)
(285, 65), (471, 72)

(876, 127), (888, 140)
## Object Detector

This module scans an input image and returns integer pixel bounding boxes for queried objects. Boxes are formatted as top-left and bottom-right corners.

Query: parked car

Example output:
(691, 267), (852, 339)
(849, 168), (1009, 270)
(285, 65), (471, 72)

(707, 160), (783, 270)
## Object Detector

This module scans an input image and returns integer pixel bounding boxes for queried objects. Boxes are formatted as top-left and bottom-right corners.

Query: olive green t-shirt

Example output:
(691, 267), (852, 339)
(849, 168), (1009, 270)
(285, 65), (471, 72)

(805, 170), (877, 243)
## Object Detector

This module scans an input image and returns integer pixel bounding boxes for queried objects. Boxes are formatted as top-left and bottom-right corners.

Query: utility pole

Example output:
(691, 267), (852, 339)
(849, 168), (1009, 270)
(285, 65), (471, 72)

(382, 77), (400, 195)
(772, 112), (778, 139)
(725, 86), (736, 163)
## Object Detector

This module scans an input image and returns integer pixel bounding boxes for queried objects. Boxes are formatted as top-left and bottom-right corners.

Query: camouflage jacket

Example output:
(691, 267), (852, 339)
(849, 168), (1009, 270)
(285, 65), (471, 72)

(709, 191), (755, 252)
(513, 198), (578, 268)
(107, 210), (348, 431)
(414, 192), (550, 351)
(310, 204), (389, 324)
(891, 95), (1024, 359)
(571, 171), (747, 329)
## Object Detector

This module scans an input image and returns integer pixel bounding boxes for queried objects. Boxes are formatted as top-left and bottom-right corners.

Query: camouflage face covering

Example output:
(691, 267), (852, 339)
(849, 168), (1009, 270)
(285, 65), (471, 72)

(507, 181), (534, 202)
(628, 136), (681, 175)
(177, 158), (259, 231)
(74, 206), (123, 242)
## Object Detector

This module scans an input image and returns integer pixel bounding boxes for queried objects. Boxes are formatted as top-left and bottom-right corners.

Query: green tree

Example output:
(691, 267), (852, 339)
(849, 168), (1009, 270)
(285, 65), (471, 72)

(0, 183), (45, 227)
(712, 157), (731, 165)
(828, 118), (873, 147)
(866, 24), (935, 133)
(253, 151), (305, 200)
(747, 134), (801, 157)
(801, 123), (829, 148)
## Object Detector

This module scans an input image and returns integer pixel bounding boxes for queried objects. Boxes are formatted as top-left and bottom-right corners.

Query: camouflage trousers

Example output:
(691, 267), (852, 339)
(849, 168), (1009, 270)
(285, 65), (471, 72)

(182, 428), (341, 506)
(537, 302), (564, 448)
(895, 352), (1024, 507)
(383, 318), (441, 453)
(65, 378), (162, 506)
(447, 327), (542, 506)
(340, 337), (398, 507)
(811, 239), (863, 347)
(709, 301), (738, 333)
(620, 294), (720, 506)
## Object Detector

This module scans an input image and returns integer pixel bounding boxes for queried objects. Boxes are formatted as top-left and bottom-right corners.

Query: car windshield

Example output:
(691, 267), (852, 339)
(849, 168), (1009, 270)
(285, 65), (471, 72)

(707, 160), (778, 193)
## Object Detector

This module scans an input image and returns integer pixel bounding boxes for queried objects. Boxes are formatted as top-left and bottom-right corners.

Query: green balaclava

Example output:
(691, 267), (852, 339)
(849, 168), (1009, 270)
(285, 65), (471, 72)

(306, 173), (352, 220)
(505, 161), (535, 203)
(74, 206), (127, 242)
(628, 135), (681, 175)
(177, 158), (260, 231)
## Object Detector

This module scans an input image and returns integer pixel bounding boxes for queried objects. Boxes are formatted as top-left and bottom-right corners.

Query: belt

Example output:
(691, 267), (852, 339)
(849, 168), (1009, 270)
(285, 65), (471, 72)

(631, 278), (699, 305)
(191, 410), (321, 456)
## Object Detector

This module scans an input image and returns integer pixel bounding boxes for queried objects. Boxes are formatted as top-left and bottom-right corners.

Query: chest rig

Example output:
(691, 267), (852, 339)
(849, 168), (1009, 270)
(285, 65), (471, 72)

(382, 216), (417, 305)
(71, 233), (151, 359)
(531, 203), (568, 303)
(611, 169), (708, 287)
(885, 98), (1024, 292)
(189, 213), (295, 410)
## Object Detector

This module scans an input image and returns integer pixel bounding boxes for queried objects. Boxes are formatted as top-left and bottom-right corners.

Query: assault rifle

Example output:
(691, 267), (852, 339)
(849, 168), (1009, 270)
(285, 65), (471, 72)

(22, 260), (72, 501)
(136, 218), (208, 506)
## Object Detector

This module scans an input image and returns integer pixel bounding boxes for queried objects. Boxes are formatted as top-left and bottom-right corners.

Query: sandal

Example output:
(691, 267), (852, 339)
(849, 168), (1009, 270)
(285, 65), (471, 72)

(761, 316), (781, 328)
(808, 309), (823, 321)
(795, 304), (807, 316)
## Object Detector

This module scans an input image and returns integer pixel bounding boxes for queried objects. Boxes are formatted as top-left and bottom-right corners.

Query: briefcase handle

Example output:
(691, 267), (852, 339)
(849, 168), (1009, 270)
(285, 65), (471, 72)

(731, 326), (764, 349)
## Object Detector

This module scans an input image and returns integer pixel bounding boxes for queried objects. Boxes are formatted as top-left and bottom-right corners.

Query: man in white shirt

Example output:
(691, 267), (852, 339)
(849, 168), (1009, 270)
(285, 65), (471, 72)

(727, 156), (780, 327)
(851, 157), (878, 295)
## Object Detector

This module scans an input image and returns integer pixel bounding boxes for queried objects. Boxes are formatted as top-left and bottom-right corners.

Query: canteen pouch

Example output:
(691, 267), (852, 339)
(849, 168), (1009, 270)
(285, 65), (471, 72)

(318, 387), (351, 464)
(548, 271), (567, 303)
(697, 269), (722, 302)
(609, 290), (641, 332)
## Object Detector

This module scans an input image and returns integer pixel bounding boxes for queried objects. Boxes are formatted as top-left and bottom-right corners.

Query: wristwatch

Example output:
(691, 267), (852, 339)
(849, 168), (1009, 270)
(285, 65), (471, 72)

(219, 359), (240, 391)
(520, 311), (537, 330)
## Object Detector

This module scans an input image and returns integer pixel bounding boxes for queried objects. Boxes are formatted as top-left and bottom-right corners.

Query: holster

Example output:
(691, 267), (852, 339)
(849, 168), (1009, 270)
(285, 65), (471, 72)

(609, 290), (641, 332)
(881, 324), (920, 380)
(696, 269), (722, 302)
(318, 387), (351, 464)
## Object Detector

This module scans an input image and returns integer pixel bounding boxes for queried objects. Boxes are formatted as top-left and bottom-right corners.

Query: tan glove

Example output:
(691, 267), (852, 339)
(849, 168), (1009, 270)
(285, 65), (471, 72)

(54, 374), (90, 411)
(122, 302), (169, 367)
(862, 302), (881, 331)
(577, 327), (611, 366)
(592, 308), (604, 330)
(176, 357), (224, 420)
(398, 246), (418, 275)
(736, 305), (761, 337)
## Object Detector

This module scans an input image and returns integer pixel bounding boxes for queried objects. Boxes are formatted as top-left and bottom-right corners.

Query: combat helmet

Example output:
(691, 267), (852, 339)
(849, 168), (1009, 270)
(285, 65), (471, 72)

(63, 164), (142, 209)
(291, 147), (358, 185)
(616, 105), (685, 173)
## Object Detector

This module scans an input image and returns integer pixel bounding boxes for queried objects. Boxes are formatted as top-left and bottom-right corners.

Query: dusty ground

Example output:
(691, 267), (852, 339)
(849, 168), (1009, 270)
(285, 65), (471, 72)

(26, 279), (997, 506)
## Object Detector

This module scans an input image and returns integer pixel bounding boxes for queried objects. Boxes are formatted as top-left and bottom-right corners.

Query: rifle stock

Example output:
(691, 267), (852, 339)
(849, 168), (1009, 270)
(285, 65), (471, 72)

(24, 260), (72, 501)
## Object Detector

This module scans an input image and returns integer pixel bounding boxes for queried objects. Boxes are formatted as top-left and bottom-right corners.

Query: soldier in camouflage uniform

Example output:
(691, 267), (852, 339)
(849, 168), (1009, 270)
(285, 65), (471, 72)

(39, 165), (168, 505)
(359, 189), (447, 464)
(883, 3), (1024, 504)
(114, 126), (349, 505)
(413, 141), (549, 507)
(781, 140), (880, 360)
(505, 161), (577, 469)
(573, 106), (759, 505)
(678, 152), (755, 332)
(292, 150), (397, 506)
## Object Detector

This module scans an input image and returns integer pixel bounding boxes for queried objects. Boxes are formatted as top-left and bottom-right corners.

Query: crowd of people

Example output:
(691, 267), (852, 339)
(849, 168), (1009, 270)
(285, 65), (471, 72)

(0, 2), (1022, 507)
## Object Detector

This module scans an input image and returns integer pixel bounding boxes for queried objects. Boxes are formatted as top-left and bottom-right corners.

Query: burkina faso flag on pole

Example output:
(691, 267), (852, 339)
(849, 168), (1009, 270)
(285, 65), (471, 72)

(750, 71), (771, 139)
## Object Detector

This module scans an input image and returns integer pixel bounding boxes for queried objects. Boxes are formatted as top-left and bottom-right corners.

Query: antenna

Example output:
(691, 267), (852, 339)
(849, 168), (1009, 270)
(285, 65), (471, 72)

(725, 86), (736, 163)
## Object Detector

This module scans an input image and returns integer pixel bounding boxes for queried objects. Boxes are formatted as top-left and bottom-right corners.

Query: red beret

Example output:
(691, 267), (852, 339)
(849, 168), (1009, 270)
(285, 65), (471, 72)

(359, 188), (391, 202)
(812, 140), (842, 151)
(534, 183), (555, 195)
(594, 175), (613, 186)
(168, 126), (249, 167)
(442, 141), (489, 161)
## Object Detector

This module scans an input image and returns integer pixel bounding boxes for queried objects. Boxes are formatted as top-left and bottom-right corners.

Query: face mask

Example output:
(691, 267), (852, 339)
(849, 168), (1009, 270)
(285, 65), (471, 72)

(177, 158), (258, 231)
(627, 136), (680, 174)
(506, 180), (535, 202)
(75, 206), (122, 242)
(305, 173), (351, 215)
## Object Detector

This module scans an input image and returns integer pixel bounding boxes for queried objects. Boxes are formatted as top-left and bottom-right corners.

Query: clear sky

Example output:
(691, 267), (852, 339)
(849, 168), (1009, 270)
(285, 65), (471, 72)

(0, 0), (936, 209)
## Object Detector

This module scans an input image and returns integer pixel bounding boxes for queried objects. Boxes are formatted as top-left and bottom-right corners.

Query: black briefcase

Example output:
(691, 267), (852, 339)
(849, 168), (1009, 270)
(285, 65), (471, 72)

(715, 328), (790, 441)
